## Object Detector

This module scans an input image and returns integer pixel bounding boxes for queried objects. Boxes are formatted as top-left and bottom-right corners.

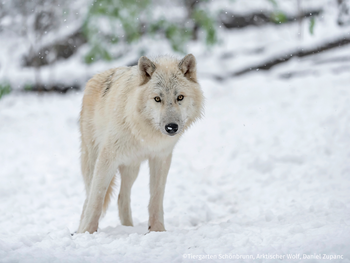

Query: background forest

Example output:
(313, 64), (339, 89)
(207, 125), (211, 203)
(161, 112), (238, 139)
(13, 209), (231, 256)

(0, 1), (350, 262)
(0, 0), (349, 93)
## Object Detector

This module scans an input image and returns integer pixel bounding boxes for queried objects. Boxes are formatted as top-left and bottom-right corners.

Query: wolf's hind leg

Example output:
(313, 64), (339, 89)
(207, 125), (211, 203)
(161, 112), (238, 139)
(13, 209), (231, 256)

(77, 147), (118, 234)
(148, 153), (172, 232)
(79, 143), (97, 223)
(118, 163), (140, 226)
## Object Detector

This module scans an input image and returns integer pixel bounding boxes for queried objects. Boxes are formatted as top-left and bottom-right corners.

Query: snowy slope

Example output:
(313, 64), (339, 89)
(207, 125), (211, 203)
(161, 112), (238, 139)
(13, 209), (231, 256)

(0, 54), (349, 262)
(1, 0), (350, 260)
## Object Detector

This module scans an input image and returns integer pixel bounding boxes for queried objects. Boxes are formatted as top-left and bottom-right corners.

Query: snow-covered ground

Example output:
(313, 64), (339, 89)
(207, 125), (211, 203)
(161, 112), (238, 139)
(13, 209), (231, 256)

(1, 0), (350, 261)
(0, 47), (349, 262)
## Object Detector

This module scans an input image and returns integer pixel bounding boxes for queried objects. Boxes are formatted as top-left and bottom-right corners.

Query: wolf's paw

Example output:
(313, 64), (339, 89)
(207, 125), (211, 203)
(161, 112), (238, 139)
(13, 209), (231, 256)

(76, 229), (97, 234)
(148, 222), (166, 232)
(77, 223), (98, 234)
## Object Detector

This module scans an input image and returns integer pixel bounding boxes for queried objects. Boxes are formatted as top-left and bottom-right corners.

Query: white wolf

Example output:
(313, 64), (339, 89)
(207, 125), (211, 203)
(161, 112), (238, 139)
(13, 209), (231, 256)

(77, 54), (204, 234)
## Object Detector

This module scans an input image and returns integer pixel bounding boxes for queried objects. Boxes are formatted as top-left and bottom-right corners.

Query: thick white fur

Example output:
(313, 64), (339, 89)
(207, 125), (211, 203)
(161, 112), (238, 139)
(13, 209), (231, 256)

(77, 54), (204, 234)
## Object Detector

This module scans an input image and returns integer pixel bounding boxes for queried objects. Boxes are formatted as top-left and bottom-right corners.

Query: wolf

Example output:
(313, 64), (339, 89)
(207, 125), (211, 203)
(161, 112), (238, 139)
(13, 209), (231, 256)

(77, 54), (204, 234)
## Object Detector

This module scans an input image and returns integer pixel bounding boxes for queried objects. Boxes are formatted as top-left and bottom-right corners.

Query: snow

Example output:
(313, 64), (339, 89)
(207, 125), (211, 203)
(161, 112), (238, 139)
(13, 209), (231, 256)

(1, 0), (350, 261)
(0, 61), (349, 262)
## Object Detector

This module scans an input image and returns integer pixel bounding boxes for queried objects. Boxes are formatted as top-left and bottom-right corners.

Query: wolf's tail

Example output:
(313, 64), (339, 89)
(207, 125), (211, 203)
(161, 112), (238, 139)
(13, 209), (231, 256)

(102, 175), (116, 217)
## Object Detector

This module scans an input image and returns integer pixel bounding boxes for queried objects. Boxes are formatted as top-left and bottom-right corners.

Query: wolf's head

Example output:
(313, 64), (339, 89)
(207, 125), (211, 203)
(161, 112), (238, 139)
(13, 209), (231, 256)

(137, 54), (204, 137)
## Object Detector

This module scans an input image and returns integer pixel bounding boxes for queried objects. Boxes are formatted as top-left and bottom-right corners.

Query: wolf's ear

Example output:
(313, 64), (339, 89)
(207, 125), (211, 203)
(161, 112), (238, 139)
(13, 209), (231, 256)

(178, 54), (197, 83)
(139, 56), (156, 85)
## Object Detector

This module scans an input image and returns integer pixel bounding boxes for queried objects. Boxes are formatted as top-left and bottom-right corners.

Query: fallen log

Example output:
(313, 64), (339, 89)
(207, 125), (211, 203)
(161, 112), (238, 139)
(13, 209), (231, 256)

(23, 83), (81, 93)
(220, 9), (322, 29)
(233, 36), (350, 76)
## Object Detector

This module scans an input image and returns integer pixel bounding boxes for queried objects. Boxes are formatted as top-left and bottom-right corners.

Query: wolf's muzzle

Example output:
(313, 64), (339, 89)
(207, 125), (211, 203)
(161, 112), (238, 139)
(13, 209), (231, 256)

(165, 123), (178, 135)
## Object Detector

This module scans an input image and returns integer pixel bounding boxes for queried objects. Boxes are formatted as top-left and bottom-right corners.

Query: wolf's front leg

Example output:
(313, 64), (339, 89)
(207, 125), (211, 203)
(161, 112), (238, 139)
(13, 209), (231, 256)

(77, 148), (118, 234)
(148, 153), (172, 232)
(118, 163), (140, 226)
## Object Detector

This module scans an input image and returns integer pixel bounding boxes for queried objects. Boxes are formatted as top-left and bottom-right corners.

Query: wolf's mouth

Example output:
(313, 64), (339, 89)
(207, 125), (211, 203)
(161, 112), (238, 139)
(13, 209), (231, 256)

(166, 132), (177, 136)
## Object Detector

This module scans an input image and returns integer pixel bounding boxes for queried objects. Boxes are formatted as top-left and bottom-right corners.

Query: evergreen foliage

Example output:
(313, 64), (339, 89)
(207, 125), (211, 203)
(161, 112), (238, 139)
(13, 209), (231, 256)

(83, 0), (217, 63)
(0, 83), (11, 99)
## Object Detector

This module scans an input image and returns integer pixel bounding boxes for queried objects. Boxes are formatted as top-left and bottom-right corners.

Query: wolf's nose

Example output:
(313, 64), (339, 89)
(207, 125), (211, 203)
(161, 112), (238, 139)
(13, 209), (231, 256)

(165, 123), (178, 134)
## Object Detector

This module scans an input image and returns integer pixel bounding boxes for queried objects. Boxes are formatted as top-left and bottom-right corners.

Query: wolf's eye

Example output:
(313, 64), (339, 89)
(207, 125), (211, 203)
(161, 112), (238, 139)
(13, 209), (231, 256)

(154, 96), (161, 102)
(177, 95), (184, 101)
